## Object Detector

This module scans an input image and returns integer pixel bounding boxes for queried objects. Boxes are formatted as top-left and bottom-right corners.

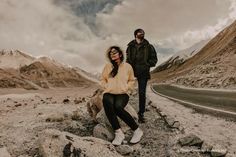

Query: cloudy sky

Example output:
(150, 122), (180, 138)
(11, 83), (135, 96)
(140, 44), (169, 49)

(0, 0), (235, 73)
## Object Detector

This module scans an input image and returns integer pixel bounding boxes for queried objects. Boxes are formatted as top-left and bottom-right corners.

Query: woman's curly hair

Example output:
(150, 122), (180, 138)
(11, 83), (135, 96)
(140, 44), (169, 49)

(106, 46), (124, 77)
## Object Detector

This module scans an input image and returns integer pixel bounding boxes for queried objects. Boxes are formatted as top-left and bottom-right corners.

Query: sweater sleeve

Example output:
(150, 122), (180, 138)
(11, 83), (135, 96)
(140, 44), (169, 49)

(100, 64), (109, 90)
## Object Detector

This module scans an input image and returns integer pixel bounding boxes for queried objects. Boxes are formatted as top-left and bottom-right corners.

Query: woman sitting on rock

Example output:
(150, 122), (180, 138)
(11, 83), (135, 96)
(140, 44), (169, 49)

(100, 46), (143, 146)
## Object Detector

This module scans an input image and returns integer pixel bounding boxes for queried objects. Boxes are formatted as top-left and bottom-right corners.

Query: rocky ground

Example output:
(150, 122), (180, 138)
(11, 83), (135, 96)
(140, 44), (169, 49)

(147, 85), (236, 157)
(0, 85), (232, 157)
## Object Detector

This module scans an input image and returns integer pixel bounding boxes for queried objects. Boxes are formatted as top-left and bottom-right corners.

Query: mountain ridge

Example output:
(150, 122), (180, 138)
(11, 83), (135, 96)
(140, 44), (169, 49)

(0, 49), (95, 89)
(151, 20), (236, 89)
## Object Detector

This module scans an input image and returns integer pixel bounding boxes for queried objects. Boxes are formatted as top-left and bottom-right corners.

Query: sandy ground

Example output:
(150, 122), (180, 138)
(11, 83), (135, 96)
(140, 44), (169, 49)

(0, 85), (99, 157)
(147, 85), (236, 157)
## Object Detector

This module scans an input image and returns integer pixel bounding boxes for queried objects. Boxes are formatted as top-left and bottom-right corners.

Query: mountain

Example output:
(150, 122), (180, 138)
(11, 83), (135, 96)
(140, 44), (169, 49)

(0, 67), (40, 89)
(0, 49), (35, 69)
(73, 67), (100, 83)
(151, 20), (236, 89)
(0, 50), (94, 89)
(153, 40), (210, 73)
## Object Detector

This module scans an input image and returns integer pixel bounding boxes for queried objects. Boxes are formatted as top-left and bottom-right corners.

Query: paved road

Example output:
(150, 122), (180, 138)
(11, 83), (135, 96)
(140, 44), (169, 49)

(152, 84), (236, 114)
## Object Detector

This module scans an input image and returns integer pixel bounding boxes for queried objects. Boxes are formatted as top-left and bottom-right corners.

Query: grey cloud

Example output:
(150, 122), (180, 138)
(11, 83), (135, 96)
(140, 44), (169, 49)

(0, 0), (235, 73)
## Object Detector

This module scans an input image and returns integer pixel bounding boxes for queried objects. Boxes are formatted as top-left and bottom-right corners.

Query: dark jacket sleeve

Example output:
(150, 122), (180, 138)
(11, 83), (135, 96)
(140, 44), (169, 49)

(148, 44), (158, 67)
(126, 46), (131, 64)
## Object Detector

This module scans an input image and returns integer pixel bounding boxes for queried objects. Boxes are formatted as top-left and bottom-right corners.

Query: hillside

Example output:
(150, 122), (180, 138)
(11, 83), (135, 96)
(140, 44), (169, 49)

(153, 39), (209, 73)
(0, 50), (94, 89)
(151, 20), (236, 89)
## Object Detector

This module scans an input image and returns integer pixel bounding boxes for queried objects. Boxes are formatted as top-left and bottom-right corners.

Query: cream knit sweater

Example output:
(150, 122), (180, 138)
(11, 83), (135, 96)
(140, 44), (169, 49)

(100, 62), (135, 95)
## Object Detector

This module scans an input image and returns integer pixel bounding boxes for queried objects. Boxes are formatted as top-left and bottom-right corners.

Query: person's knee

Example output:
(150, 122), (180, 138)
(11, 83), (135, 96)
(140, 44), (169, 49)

(114, 104), (124, 112)
(102, 93), (113, 107)
(114, 99), (128, 114)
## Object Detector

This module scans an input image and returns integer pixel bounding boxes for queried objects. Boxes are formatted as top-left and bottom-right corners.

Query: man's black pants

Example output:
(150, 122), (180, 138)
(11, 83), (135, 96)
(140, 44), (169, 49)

(137, 77), (148, 116)
(102, 93), (138, 131)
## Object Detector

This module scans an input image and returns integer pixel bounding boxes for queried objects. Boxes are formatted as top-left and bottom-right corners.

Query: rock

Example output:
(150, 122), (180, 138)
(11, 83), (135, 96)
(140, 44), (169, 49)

(172, 121), (181, 129)
(37, 81), (49, 88)
(165, 117), (175, 126)
(65, 120), (87, 133)
(96, 103), (138, 132)
(178, 134), (203, 147)
(87, 89), (103, 121)
(15, 103), (22, 107)
(46, 97), (52, 100)
(115, 145), (133, 155)
(71, 110), (81, 121)
(46, 114), (65, 122)
(74, 99), (82, 104)
(155, 107), (161, 112)
(63, 98), (70, 104)
(210, 146), (227, 157)
(0, 147), (11, 157)
(93, 123), (114, 142)
(39, 129), (122, 157)
(82, 97), (86, 102)
(148, 100), (152, 105)
(201, 142), (213, 153)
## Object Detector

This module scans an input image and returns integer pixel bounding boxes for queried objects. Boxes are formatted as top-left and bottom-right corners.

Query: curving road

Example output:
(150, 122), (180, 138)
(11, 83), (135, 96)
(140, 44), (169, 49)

(151, 84), (236, 117)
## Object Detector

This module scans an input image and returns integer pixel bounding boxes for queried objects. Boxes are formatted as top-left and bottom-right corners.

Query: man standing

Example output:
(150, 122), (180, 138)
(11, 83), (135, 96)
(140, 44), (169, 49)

(126, 28), (157, 123)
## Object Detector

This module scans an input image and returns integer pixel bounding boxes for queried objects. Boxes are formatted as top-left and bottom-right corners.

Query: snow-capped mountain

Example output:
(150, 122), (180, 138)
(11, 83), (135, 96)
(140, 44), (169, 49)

(0, 50), (35, 69)
(35, 56), (65, 69)
(0, 50), (65, 70)
(153, 40), (210, 73)
(0, 50), (95, 89)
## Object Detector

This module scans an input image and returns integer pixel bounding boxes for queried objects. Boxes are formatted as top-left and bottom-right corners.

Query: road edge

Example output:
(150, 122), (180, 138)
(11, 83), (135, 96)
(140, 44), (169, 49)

(150, 84), (236, 119)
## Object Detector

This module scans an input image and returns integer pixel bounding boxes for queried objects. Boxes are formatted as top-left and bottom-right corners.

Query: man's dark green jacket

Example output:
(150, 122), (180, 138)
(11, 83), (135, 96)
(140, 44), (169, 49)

(126, 39), (158, 79)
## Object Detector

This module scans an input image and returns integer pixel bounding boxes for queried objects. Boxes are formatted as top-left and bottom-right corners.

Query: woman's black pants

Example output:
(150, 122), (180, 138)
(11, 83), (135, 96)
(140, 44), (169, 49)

(102, 93), (138, 131)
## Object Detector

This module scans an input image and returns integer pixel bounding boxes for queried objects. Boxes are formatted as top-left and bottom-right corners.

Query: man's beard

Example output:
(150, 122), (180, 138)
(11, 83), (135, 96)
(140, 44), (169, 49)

(137, 35), (144, 40)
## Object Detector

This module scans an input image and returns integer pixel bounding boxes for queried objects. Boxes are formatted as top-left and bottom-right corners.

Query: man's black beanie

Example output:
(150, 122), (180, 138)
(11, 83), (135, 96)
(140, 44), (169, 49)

(134, 28), (145, 37)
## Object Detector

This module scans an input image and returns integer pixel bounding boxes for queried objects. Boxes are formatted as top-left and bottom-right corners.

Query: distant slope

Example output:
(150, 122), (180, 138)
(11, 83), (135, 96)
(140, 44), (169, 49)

(153, 40), (209, 73)
(152, 20), (236, 89)
(73, 67), (99, 83)
(0, 50), (95, 89)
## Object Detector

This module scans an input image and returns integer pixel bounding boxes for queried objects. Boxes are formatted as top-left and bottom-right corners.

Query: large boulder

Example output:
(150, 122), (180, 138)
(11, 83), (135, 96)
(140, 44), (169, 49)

(93, 104), (138, 142)
(87, 89), (103, 121)
(93, 123), (114, 142)
(178, 134), (203, 147)
(39, 129), (122, 157)
(115, 145), (134, 155)
(0, 147), (11, 157)
(210, 145), (227, 157)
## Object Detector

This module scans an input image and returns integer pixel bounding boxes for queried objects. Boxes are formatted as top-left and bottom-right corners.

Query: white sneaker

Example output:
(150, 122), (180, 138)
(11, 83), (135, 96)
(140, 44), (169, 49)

(112, 129), (125, 146)
(130, 128), (143, 144)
